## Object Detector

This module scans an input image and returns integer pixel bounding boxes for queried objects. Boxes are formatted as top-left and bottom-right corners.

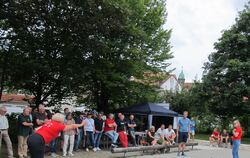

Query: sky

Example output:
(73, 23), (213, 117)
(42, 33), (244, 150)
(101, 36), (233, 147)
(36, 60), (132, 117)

(165, 0), (247, 82)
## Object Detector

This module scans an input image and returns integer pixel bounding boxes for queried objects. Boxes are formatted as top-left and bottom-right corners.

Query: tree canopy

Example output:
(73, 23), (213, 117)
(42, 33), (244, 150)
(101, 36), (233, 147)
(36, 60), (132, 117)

(202, 4), (250, 117)
(0, 0), (172, 111)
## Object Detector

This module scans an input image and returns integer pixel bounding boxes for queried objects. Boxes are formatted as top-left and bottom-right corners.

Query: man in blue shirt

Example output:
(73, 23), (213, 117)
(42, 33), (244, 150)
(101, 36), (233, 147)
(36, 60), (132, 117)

(177, 111), (190, 156)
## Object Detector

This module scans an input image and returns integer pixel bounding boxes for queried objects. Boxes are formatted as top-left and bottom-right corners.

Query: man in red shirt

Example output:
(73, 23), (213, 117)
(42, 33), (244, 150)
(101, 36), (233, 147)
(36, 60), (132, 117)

(232, 120), (242, 158)
(104, 113), (119, 148)
(209, 128), (220, 147)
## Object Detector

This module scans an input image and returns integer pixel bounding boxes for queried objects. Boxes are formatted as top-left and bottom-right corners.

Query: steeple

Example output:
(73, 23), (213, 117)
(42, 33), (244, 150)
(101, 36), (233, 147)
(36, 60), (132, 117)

(178, 67), (185, 85)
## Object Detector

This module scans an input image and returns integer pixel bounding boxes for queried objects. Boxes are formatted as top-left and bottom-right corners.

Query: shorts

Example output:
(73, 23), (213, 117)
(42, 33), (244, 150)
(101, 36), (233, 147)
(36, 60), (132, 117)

(179, 132), (188, 143)
(190, 130), (195, 136)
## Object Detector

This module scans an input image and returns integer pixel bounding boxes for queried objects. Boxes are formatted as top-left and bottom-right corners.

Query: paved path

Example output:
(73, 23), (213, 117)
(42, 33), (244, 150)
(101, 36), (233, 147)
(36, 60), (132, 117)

(43, 144), (250, 158)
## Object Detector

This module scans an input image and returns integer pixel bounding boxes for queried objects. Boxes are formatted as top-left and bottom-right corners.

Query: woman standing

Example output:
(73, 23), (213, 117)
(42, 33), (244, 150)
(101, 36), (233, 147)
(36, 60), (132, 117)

(232, 120), (242, 158)
(84, 112), (95, 152)
(27, 113), (86, 158)
(63, 113), (77, 157)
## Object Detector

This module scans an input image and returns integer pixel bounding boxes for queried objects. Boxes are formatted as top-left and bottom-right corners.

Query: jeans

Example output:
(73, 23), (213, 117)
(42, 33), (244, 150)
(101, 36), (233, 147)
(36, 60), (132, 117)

(105, 130), (119, 144)
(232, 140), (240, 158)
(63, 135), (75, 155)
(74, 129), (83, 150)
(94, 131), (103, 148)
(50, 138), (58, 153)
(86, 131), (95, 148)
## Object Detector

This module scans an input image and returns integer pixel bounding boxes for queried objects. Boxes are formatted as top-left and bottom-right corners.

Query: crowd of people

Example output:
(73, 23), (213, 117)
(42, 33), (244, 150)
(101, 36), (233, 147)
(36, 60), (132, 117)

(0, 104), (140, 158)
(0, 106), (243, 158)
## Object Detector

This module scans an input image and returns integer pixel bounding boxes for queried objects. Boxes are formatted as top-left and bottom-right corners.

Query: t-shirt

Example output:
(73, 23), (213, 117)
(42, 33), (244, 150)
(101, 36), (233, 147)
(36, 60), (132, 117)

(33, 112), (47, 128)
(178, 118), (190, 132)
(64, 119), (76, 135)
(232, 127), (242, 141)
(127, 119), (136, 131)
(104, 118), (115, 132)
(84, 118), (95, 132)
(190, 120), (196, 131)
(36, 120), (65, 144)
(212, 131), (220, 139)
(17, 114), (32, 136)
(155, 128), (166, 139)
(94, 118), (104, 132)
(116, 119), (127, 132)
(165, 129), (175, 138)
(221, 132), (229, 137)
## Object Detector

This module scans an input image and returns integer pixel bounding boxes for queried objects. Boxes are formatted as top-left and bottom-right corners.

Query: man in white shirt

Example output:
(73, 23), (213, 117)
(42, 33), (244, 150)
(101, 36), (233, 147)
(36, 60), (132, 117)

(155, 124), (167, 145)
(0, 106), (14, 158)
(165, 125), (176, 145)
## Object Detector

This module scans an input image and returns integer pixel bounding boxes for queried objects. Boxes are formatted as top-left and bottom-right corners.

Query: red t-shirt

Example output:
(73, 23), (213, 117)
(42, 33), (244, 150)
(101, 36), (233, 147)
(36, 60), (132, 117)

(36, 120), (65, 144)
(104, 118), (115, 132)
(232, 127), (242, 141)
(212, 131), (220, 139)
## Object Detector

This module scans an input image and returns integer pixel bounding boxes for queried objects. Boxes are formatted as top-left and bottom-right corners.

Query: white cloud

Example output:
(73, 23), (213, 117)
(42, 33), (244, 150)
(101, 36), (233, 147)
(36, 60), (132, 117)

(165, 0), (246, 82)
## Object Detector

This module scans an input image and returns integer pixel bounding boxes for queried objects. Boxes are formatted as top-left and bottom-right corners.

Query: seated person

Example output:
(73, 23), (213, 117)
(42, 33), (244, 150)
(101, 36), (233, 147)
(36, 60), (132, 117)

(220, 129), (229, 146)
(209, 128), (220, 146)
(155, 124), (167, 145)
(104, 113), (119, 148)
(165, 125), (176, 145)
(146, 126), (157, 145)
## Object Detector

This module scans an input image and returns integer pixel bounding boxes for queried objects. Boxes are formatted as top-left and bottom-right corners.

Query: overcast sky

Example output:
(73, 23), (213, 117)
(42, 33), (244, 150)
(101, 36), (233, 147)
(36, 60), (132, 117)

(165, 0), (247, 82)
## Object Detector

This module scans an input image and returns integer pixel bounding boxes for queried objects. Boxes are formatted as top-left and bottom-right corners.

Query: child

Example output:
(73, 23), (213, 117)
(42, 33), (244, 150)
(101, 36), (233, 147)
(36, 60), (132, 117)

(209, 128), (220, 147)
(63, 113), (77, 157)
(232, 120), (242, 158)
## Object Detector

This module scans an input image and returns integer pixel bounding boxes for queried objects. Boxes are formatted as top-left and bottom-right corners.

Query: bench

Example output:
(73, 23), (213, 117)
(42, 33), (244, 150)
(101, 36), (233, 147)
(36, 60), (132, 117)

(111, 142), (198, 157)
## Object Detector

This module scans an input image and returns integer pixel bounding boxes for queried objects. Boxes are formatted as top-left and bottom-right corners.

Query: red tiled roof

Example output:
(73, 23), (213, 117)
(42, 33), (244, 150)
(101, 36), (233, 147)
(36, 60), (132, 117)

(1, 94), (34, 102)
(183, 82), (193, 90)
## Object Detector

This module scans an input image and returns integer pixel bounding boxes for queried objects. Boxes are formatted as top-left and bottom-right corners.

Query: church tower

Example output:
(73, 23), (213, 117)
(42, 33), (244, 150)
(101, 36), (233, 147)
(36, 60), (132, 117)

(178, 68), (185, 87)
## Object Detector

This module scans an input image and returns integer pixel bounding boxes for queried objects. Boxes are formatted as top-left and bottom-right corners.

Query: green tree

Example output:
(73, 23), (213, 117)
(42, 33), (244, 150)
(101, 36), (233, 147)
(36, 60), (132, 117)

(0, 0), (172, 110)
(202, 4), (250, 132)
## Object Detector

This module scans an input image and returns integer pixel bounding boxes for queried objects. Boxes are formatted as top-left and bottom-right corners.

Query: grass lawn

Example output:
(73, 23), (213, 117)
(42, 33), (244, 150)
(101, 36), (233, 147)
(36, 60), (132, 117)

(195, 134), (250, 144)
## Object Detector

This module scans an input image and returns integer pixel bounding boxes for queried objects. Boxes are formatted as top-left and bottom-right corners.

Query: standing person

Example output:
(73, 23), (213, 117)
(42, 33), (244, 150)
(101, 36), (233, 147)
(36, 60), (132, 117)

(94, 112), (104, 151)
(190, 117), (196, 142)
(127, 114), (137, 146)
(27, 113), (86, 158)
(232, 120), (242, 158)
(17, 107), (33, 158)
(177, 111), (190, 157)
(63, 113), (76, 157)
(0, 106), (14, 158)
(104, 113), (119, 148)
(116, 114), (128, 148)
(74, 112), (85, 151)
(84, 112), (95, 152)
(33, 104), (47, 129)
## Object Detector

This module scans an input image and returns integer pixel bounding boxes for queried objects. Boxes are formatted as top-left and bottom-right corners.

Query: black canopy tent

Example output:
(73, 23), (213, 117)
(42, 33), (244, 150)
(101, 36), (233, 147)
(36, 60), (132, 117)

(117, 102), (179, 129)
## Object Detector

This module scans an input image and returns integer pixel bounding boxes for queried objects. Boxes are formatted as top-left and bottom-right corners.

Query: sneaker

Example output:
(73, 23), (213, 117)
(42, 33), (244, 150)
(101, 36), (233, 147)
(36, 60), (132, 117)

(111, 144), (118, 148)
(86, 148), (89, 152)
(177, 152), (181, 156)
(51, 153), (58, 157)
(97, 147), (101, 151)
(182, 152), (187, 157)
(62, 153), (67, 157)
(68, 153), (74, 156)
(93, 148), (97, 152)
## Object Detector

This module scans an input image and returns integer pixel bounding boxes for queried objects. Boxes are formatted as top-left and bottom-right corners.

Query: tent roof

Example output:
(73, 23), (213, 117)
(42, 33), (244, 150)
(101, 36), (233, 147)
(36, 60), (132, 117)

(117, 102), (178, 117)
